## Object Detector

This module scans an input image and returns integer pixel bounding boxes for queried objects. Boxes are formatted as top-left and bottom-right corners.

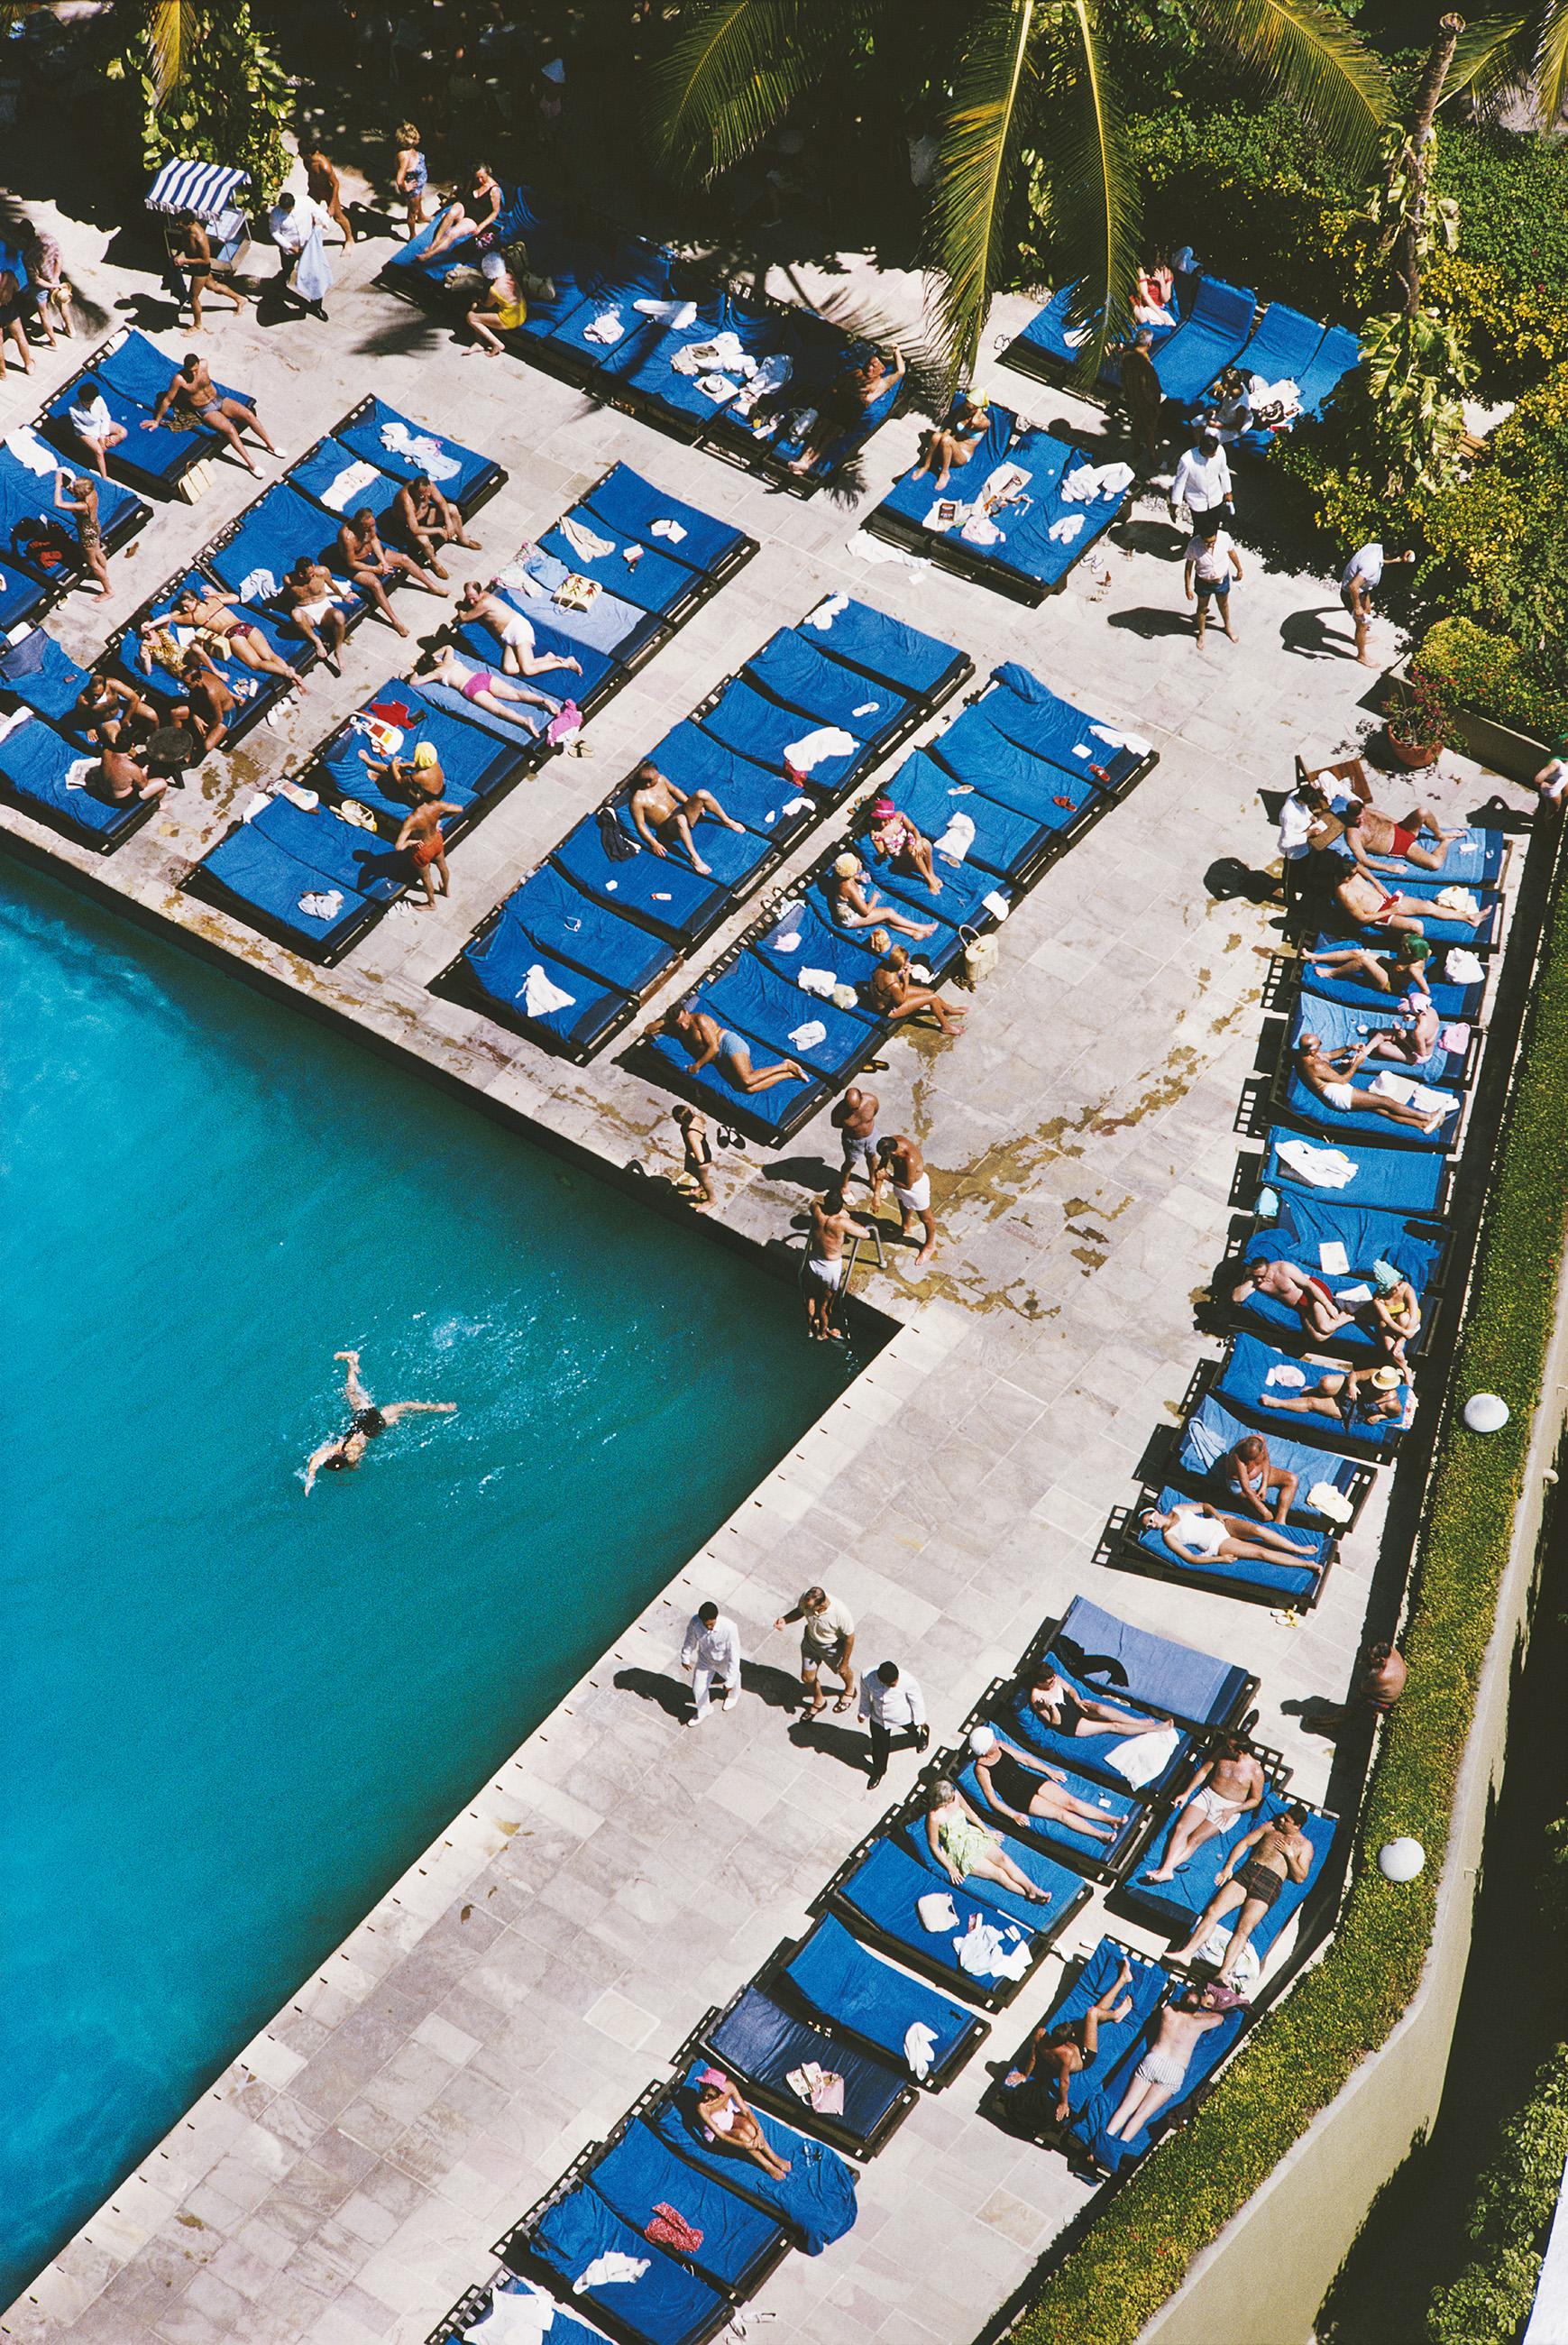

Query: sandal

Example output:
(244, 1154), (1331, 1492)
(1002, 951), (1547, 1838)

(832, 1694), (853, 1713)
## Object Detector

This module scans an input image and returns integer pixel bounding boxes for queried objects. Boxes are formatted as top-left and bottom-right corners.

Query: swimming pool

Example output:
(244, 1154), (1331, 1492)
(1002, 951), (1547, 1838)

(2, 861), (858, 2304)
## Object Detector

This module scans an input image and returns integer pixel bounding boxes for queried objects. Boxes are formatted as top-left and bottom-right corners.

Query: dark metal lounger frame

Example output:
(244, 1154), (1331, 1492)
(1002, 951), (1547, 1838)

(675, 1982), (918, 2157)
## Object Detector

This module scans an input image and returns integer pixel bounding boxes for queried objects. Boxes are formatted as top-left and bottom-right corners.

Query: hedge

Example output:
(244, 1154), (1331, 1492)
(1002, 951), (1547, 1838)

(1413, 619), (1568, 751)
(1426, 2046), (1568, 2344)
(1009, 846), (1568, 2345)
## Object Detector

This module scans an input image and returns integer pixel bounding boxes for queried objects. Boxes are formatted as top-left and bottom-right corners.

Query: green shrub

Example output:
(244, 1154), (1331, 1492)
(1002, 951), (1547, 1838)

(1426, 2047), (1568, 2343)
(106, 2), (291, 210)
(1413, 618), (1568, 748)
(1416, 361), (1568, 685)
(1012, 851), (1568, 2345)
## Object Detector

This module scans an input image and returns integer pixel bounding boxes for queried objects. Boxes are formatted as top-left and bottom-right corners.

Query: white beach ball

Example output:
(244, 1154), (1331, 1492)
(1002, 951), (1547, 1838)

(1379, 1837), (1426, 1882)
(1463, 1393), (1510, 1433)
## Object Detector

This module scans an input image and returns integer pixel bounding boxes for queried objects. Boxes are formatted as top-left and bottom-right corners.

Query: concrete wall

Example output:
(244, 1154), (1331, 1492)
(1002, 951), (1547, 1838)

(1132, 1287), (1568, 2345)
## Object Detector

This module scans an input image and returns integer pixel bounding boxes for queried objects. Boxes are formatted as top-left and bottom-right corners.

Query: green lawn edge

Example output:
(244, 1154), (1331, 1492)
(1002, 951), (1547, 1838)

(1009, 842), (1568, 2345)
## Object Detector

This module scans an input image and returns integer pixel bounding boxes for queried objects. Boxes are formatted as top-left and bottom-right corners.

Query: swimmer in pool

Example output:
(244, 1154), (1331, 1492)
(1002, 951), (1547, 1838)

(302, 1348), (456, 1493)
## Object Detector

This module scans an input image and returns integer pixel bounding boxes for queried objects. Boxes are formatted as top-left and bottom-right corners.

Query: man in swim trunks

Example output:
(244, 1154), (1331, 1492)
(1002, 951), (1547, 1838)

(831, 1085), (880, 1191)
(1103, 1983), (1239, 2140)
(338, 508), (445, 636)
(644, 1004), (807, 1099)
(394, 795), (461, 907)
(170, 587), (306, 691)
(1223, 1430), (1298, 1524)
(69, 667), (153, 747)
(302, 1349), (456, 1494)
(144, 353), (280, 478)
(966, 1724), (1123, 1846)
(1296, 1032), (1454, 1134)
(1339, 795), (1468, 875)
(179, 647), (237, 750)
(96, 740), (168, 806)
(867, 945), (966, 1037)
(1333, 867), (1450, 938)
(1171, 1804), (1314, 1982)
(392, 474), (478, 577)
(773, 1584), (857, 1714)
(627, 758), (747, 877)
(803, 1185), (870, 1341)
(871, 1132), (939, 1266)
(1142, 1737), (1264, 1882)
(360, 737), (446, 807)
(456, 582), (583, 683)
(421, 645), (558, 731)
(826, 851), (937, 943)
(1139, 1501), (1323, 1576)
(1003, 1956), (1136, 2122)
(1234, 1256), (1353, 1343)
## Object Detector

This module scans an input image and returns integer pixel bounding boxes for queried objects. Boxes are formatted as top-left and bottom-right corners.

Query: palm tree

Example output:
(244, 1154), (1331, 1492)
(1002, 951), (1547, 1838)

(652, 0), (1390, 388)
(1452, 4), (1568, 132)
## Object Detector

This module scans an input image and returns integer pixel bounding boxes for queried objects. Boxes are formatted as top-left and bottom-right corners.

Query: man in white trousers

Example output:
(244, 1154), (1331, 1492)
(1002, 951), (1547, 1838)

(681, 1602), (741, 1725)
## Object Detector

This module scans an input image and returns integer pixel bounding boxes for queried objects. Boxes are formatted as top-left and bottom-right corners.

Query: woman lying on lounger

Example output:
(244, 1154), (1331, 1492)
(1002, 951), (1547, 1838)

(1295, 1033), (1455, 1135)
(646, 1004), (806, 1095)
(924, 1781), (1053, 1902)
(170, 586), (308, 691)
(1302, 933), (1435, 998)
(1003, 1957), (1135, 2116)
(420, 645), (559, 731)
(967, 1725), (1123, 1845)
(1140, 1501), (1322, 1575)
(826, 852), (937, 942)
(694, 2073), (791, 2179)
(1264, 1360), (1413, 1433)
(1024, 1672), (1170, 1743)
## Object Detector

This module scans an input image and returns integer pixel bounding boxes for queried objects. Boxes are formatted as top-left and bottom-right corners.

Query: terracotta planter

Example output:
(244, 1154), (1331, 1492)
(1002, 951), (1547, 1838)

(1386, 726), (1441, 769)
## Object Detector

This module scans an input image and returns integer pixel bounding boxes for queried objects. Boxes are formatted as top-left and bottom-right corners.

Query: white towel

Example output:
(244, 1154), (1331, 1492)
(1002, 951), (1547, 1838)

(848, 531), (931, 572)
(1060, 459), (1133, 503)
(1090, 722), (1152, 756)
(673, 330), (754, 379)
(1308, 1481), (1354, 1524)
(851, 701), (881, 720)
(784, 724), (855, 775)
(1368, 1070), (1454, 1117)
(954, 1917), (1032, 1982)
(63, 755), (95, 791)
(934, 810), (976, 862)
(1197, 1927), (1261, 1983)
(648, 517), (688, 544)
(573, 2252), (647, 2294)
(960, 510), (1004, 546)
(1435, 886), (1481, 922)
(380, 420), (459, 481)
(1317, 1240), (1350, 1275)
(983, 890), (1010, 922)
(318, 458), (383, 513)
(732, 351), (793, 416)
(632, 296), (698, 328)
(523, 964), (576, 1017)
(796, 966), (837, 997)
(1185, 1413), (1225, 1469)
(803, 593), (848, 630)
(1048, 513), (1086, 544)
(768, 924), (802, 952)
(298, 889), (344, 920)
(558, 512), (615, 564)
(1276, 1138), (1359, 1189)
(462, 2286), (555, 2342)
(1105, 1723), (1179, 1789)
(5, 428), (58, 476)
(582, 308), (625, 345)
(782, 795), (813, 816)
(238, 791), (273, 823)
(1264, 1363), (1307, 1388)
(917, 1891), (958, 1933)
(236, 566), (279, 604)
(1445, 948), (1484, 984)
(696, 372), (738, 404)
(903, 2022), (940, 2080)
(1337, 1281), (1374, 1304)
(788, 1019), (827, 1052)
(1246, 373), (1301, 421)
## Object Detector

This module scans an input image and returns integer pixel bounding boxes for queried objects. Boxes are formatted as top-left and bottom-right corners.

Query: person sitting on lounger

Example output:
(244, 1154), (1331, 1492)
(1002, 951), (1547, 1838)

(644, 1004), (806, 1096)
(170, 587), (306, 690)
(1234, 1257), (1353, 1342)
(392, 474), (480, 577)
(787, 346), (905, 476)
(867, 946), (966, 1036)
(1004, 1958), (1136, 2119)
(1024, 1672), (1170, 1743)
(421, 645), (555, 729)
(1338, 796), (1468, 875)
(694, 2072), (791, 2179)
(924, 1780), (1053, 1903)
(464, 251), (528, 355)
(303, 1348), (456, 1494)
(1302, 933), (1435, 998)
(627, 759), (747, 876)
(967, 1725), (1123, 1846)
(1223, 1431), (1298, 1524)
(910, 388), (991, 492)
(338, 508), (445, 637)
(1202, 364), (1252, 445)
(1142, 1739), (1264, 1882)
(456, 582), (582, 682)
(144, 352), (279, 478)
(359, 738), (446, 805)
(1140, 1501), (1322, 1576)
(827, 852), (937, 941)
(69, 668), (152, 746)
(867, 795), (942, 893)
(1360, 1259), (1421, 1364)
(281, 559), (352, 667)
(1103, 1984), (1239, 2141)
(1171, 1807), (1314, 1982)
(1266, 1360), (1413, 1433)
(67, 388), (126, 479)
(97, 740), (168, 806)
(1295, 1033), (1455, 1135)
(179, 648), (236, 750)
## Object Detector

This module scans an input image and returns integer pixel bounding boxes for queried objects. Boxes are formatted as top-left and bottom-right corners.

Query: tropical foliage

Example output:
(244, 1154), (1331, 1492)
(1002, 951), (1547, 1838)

(106, 0), (291, 208)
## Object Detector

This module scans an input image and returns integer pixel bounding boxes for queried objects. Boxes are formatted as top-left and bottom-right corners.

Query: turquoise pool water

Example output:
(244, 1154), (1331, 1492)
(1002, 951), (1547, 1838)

(3, 862), (855, 2304)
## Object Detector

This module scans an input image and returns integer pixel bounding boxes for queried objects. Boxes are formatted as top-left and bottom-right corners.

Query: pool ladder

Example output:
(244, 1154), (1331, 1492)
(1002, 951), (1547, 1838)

(843, 1219), (887, 1286)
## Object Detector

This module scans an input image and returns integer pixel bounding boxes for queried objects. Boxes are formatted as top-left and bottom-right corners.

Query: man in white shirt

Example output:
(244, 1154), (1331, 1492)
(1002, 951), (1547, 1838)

(680, 1603), (741, 1724)
(1182, 518), (1245, 648)
(774, 1585), (857, 1715)
(1340, 542), (1415, 666)
(858, 1659), (929, 1789)
(1169, 428), (1233, 529)
(269, 191), (334, 316)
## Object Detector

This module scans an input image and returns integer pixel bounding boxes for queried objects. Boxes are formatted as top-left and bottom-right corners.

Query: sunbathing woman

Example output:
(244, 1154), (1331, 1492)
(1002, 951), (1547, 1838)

(1295, 1032), (1456, 1135)
(911, 388), (990, 491)
(924, 1780), (1052, 1903)
(53, 472), (109, 595)
(694, 2073), (791, 2179)
(867, 946), (966, 1036)
(1140, 1501), (1322, 1575)
(1302, 933), (1435, 998)
(787, 347), (905, 476)
(867, 795), (941, 893)
(645, 1004), (806, 1096)
(967, 1724), (1123, 1845)
(1265, 1360), (1412, 1433)
(827, 852), (937, 942)
(303, 1349), (456, 1494)
(170, 587), (306, 690)
(1361, 1261), (1421, 1364)
(422, 645), (559, 731)
(1004, 1957), (1136, 2115)
(456, 583), (583, 681)
(1233, 1256), (1353, 1343)
(1025, 1672), (1170, 1743)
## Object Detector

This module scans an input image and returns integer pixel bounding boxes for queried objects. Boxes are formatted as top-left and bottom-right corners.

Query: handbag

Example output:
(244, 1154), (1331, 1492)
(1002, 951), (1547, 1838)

(554, 571), (601, 612)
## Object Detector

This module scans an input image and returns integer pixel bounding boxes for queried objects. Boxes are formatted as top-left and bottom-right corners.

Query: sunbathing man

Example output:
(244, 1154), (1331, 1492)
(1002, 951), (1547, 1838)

(97, 740), (168, 806)
(144, 353), (280, 477)
(1339, 796), (1468, 875)
(456, 582), (583, 682)
(1025, 1670), (1170, 1744)
(867, 794), (941, 893)
(422, 645), (557, 731)
(1302, 933), (1435, 998)
(967, 1724), (1123, 1847)
(1003, 1956), (1135, 2117)
(1361, 1260), (1421, 1364)
(803, 1186), (869, 1341)
(925, 1779), (1053, 1904)
(1235, 1256), (1353, 1343)
(1266, 1359), (1413, 1434)
(826, 851), (938, 942)
(1296, 1032), (1455, 1136)
(1172, 1805), (1314, 1982)
(1142, 1738), (1264, 1882)
(393, 474), (479, 578)
(170, 586), (306, 690)
(303, 1349), (456, 1494)
(910, 387), (991, 492)
(644, 1003), (805, 1096)
(694, 2073), (791, 2180)
(1103, 1984), (1238, 2142)
(1222, 1430), (1298, 1524)
(867, 946), (966, 1037)
(179, 647), (238, 750)
(277, 559), (350, 667)
(53, 473), (109, 595)
(787, 347), (905, 476)
(870, 1132), (940, 1265)
(626, 758), (746, 876)
(1333, 866), (1478, 940)
(70, 668), (153, 746)
(1140, 1500), (1323, 1576)
(360, 738), (446, 805)
(338, 508), (444, 636)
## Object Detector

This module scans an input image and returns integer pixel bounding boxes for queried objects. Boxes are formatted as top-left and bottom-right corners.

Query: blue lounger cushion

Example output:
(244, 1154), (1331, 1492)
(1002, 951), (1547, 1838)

(1120, 1789), (1337, 1954)
(0, 556), (49, 632)
(0, 711), (140, 842)
(1010, 280), (1119, 368)
(1053, 1595), (1250, 1728)
(1313, 883), (1501, 954)
(745, 630), (912, 743)
(44, 369), (216, 492)
(1259, 1125), (1447, 1217)
(580, 462), (746, 574)
(879, 748), (1050, 879)
(698, 676), (867, 794)
(474, 2279), (603, 2345)
(1282, 1055), (1461, 1148)
(204, 482), (338, 596)
(1241, 1190), (1444, 1355)
(1220, 303), (1327, 407)
(0, 449), (141, 583)
(753, 896), (887, 992)
(1151, 276), (1258, 402)
(995, 1938), (1168, 2131)
(797, 595), (962, 697)
(536, 510), (699, 617)
(705, 1984), (907, 2147)
(1216, 1330), (1413, 1456)
(982, 664), (1150, 783)
(895, 1815), (1086, 1934)
(931, 711), (1102, 829)
(463, 907), (634, 1053)
(289, 435), (402, 522)
(480, 862), (674, 997)
(805, 876), (967, 984)
(583, 289), (736, 426)
(493, 547), (654, 659)
(314, 682), (522, 821)
(834, 1837), (1046, 1991)
(998, 1677), (1192, 1798)
(953, 1751), (1140, 1868)
(1067, 1976), (1247, 2174)
(867, 836), (1008, 931)
(876, 399), (1012, 518)
(197, 822), (376, 953)
(586, 2118), (786, 2292)
(1296, 961), (1482, 1021)
(528, 2185), (724, 2345)
(335, 396), (499, 509)
(1355, 824), (1504, 889)
(1290, 989), (1470, 1090)
(1178, 1393), (1363, 1520)
(1295, 325), (1362, 420)
(697, 954), (878, 1076)
(553, 811), (732, 941)
(91, 327), (251, 416)
(542, 243), (681, 367)
(650, 722), (817, 845)
(646, 1022), (827, 1134)
(1131, 1485), (1327, 1601)
(116, 570), (307, 717)
(0, 630), (92, 723)
(610, 795), (774, 889)
(784, 1914), (977, 2076)
(652, 2065), (857, 2252)
(240, 796), (407, 900)
(877, 415), (1125, 593)
(452, 615), (614, 708)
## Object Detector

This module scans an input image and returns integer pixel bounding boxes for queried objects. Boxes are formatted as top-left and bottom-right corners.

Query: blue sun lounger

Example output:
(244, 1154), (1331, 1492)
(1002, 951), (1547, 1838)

(931, 710), (1105, 832)
(780, 1915), (984, 2085)
(828, 1835), (1060, 2009)
(1280, 1047), (1463, 1150)
(1001, 279), (1183, 381)
(979, 662), (1150, 784)
(200, 480), (344, 604)
(1064, 1965), (1249, 2175)
(554, 807), (734, 944)
(289, 433), (403, 524)
(1258, 1124), (1449, 1218)
(580, 462), (751, 578)
(462, 904), (636, 1058)
(522, 2184), (729, 2345)
(309, 682), (525, 827)
(686, 953), (878, 1079)
(745, 628), (913, 746)
(89, 326), (250, 418)
(0, 628), (91, 724)
(802, 867), (968, 983)
(109, 568), (309, 743)
(42, 366), (220, 499)
(1238, 1190), (1444, 1356)
(651, 2065), (857, 2251)
(1215, 1329), (1414, 1458)
(1127, 1485), (1331, 1604)
(650, 722), (819, 850)
(700, 1982), (912, 2155)
(1120, 1789), (1338, 1948)
(953, 1746), (1142, 1874)
(575, 2118), (789, 2294)
(1289, 987), (1474, 1090)
(188, 795), (406, 961)
(459, 2279), (603, 2345)
(1314, 873), (1502, 954)
(1177, 1389), (1370, 1519)
(0, 708), (149, 848)
(875, 747), (1060, 880)
(1295, 324), (1362, 420)
(992, 1937), (1168, 2138)
(0, 554), (49, 631)
(696, 676), (869, 798)
(603, 779), (774, 890)
(0, 444), (147, 589)
(1293, 956), (1484, 1021)
(1152, 276), (1258, 402)
(536, 510), (707, 621)
(751, 895), (887, 991)
(1050, 1596), (1252, 1731)
(335, 395), (505, 513)
(799, 595), (968, 698)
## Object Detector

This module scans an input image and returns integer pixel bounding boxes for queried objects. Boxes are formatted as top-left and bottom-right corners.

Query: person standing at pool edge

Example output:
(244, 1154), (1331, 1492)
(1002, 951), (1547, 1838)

(682, 1602), (741, 1724)
(303, 1350), (456, 1493)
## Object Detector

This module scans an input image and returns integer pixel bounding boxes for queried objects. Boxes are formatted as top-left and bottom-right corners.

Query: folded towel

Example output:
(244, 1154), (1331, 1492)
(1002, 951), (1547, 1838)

(955, 1916), (1032, 1982)
(934, 809), (976, 862)
(1090, 721), (1152, 756)
(1336, 1282), (1374, 1304)
(582, 308), (625, 345)
(903, 2021), (940, 2080)
(960, 510), (1004, 546)
(917, 1891), (958, 1933)
(236, 566), (279, 604)
(769, 924), (802, 952)
(64, 755), (95, 792)
(632, 296), (698, 328)
(784, 724), (856, 775)
(1060, 459), (1133, 502)
(696, 372), (738, 404)
(983, 889), (1011, 921)
(238, 790), (272, 822)
(1318, 1240), (1350, 1275)
(796, 966), (837, 997)
(1435, 886), (1481, 921)
(1276, 1138), (1359, 1188)
(1368, 1070), (1455, 1117)
(1257, 1186), (1280, 1218)
(1444, 947), (1484, 984)
(1264, 1363), (1307, 1388)
(788, 1019), (827, 1052)
(461, 2288), (555, 2342)
(648, 517), (687, 543)
(318, 457), (383, 513)
(523, 964), (576, 1017)
(1105, 1722), (1179, 1789)
(1049, 513), (1086, 543)
(1308, 1481), (1354, 1523)
(1185, 1413), (1226, 1469)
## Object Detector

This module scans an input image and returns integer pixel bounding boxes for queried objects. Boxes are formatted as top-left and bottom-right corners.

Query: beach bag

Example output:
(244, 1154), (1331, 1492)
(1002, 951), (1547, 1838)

(554, 571), (601, 613)
(958, 927), (998, 989)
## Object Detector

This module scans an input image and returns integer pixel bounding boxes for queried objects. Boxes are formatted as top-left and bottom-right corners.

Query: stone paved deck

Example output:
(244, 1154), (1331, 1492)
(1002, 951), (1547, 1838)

(3, 191), (1540, 2345)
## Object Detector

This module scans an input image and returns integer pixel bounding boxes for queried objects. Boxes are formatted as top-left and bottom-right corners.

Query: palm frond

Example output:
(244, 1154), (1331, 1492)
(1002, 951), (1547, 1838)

(146, 0), (198, 106)
(648, 0), (847, 187)
(923, 0), (1041, 387)
(1050, 0), (1141, 384)
(1530, 0), (1568, 132)
(1442, 14), (1531, 107)
(1196, 0), (1390, 166)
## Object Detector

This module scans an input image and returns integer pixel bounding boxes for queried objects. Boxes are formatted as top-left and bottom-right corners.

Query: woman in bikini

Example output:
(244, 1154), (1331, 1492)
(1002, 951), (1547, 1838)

(867, 946), (966, 1036)
(910, 387), (990, 491)
(827, 853), (937, 943)
(423, 645), (556, 730)
(52, 472), (109, 595)
(170, 588), (306, 690)
(867, 795), (941, 893)
(1003, 1957), (1136, 2117)
(693, 2074), (791, 2180)
(924, 1780), (1053, 1902)
(1302, 932), (1434, 998)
